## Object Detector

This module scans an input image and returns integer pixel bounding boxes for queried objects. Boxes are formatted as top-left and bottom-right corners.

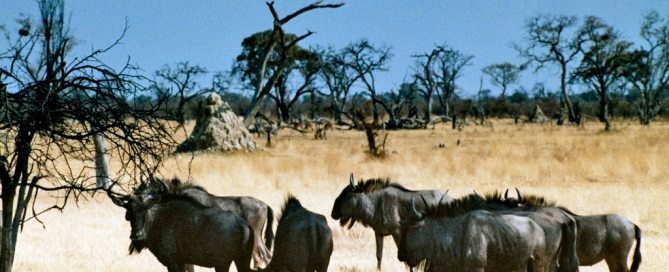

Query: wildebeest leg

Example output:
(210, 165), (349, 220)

(316, 257), (331, 272)
(163, 262), (187, 272)
(375, 233), (384, 270)
(214, 260), (232, 272)
(234, 244), (254, 272)
(604, 255), (630, 272)
(390, 233), (413, 272)
(527, 255), (545, 272)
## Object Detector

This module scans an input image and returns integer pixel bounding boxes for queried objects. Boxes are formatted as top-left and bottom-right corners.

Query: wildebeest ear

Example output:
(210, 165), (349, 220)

(140, 174), (154, 189)
(349, 173), (355, 187)
(110, 194), (130, 208)
(135, 181), (147, 193)
(157, 180), (169, 194)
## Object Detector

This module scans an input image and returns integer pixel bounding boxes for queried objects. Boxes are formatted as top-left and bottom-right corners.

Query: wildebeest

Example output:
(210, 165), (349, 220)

(465, 191), (580, 272)
(135, 176), (274, 268)
(260, 195), (333, 272)
(331, 174), (452, 270)
(109, 180), (257, 272)
(397, 195), (547, 272)
(509, 190), (642, 272)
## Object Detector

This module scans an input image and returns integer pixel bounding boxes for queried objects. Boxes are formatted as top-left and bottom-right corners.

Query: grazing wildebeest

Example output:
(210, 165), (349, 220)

(260, 195), (333, 272)
(466, 191), (580, 272)
(109, 181), (257, 272)
(331, 174), (452, 270)
(135, 176), (274, 268)
(397, 196), (547, 272)
(510, 190), (642, 272)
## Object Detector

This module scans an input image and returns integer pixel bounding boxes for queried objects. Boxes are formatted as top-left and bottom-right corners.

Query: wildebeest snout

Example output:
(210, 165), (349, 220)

(130, 230), (146, 241)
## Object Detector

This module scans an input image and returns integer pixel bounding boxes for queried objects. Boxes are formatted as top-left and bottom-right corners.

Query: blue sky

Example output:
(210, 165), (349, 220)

(1, 1), (667, 97)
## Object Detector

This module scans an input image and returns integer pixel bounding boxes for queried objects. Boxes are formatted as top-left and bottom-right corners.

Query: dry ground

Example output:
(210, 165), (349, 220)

(12, 119), (669, 271)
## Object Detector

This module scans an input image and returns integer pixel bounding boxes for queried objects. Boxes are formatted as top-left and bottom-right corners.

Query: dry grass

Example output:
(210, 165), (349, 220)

(13, 119), (669, 271)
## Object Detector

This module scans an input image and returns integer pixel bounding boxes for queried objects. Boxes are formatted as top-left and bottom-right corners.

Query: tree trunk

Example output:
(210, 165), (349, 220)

(1, 196), (15, 272)
(278, 103), (290, 124)
(559, 64), (576, 124)
(598, 86), (610, 131)
(94, 133), (110, 189)
(442, 101), (450, 117)
(371, 93), (380, 125)
(1, 126), (34, 272)
(639, 91), (651, 126)
(243, 70), (284, 128)
(333, 103), (344, 124)
(424, 93), (432, 124)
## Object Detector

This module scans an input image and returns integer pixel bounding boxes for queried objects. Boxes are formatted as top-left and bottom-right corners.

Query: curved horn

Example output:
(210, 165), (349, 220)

(409, 198), (422, 220)
(515, 187), (523, 202)
(504, 189), (509, 199)
(106, 184), (129, 207)
(349, 173), (355, 187)
(437, 191), (448, 205)
(158, 179), (169, 194)
(140, 174), (149, 187)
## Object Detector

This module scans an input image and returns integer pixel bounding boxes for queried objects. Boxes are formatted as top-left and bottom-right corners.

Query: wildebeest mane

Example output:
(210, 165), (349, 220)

(279, 194), (303, 223)
(515, 193), (556, 207)
(352, 177), (415, 193)
(481, 190), (506, 204)
(503, 191), (579, 215)
(148, 176), (212, 208)
(419, 190), (523, 218)
(422, 193), (487, 218)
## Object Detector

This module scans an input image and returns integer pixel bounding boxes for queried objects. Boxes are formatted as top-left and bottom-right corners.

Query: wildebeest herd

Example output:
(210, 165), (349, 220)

(108, 174), (641, 272)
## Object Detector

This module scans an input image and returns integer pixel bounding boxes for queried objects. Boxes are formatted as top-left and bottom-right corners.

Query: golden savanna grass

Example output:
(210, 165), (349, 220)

(12, 119), (669, 271)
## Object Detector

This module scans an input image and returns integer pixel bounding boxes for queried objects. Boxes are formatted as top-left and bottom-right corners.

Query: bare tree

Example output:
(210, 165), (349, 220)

(316, 46), (361, 125)
(267, 45), (320, 124)
(345, 39), (392, 125)
(515, 14), (584, 124)
(237, 1), (343, 127)
(482, 62), (522, 98)
(620, 11), (669, 125)
(432, 45), (473, 118)
(572, 16), (631, 131)
(154, 61), (208, 126)
(0, 1), (176, 270)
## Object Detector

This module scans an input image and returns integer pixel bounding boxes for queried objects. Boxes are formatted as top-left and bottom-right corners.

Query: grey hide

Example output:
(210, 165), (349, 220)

(112, 193), (256, 272)
(136, 177), (274, 268)
(331, 174), (451, 270)
(510, 190), (642, 272)
(261, 196), (333, 272)
(398, 202), (547, 272)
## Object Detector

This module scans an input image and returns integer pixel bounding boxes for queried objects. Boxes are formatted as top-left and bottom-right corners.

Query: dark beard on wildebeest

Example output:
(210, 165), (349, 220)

(129, 239), (146, 254)
(339, 217), (357, 229)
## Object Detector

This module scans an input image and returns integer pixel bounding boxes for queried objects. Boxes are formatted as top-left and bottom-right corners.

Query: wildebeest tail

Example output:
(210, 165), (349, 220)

(558, 219), (579, 272)
(265, 206), (275, 250)
(630, 224), (642, 272)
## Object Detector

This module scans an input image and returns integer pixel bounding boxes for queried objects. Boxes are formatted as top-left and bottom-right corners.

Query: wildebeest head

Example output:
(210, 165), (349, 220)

(124, 195), (150, 254)
(109, 179), (170, 254)
(330, 174), (359, 228)
(397, 198), (427, 268)
(132, 175), (170, 202)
